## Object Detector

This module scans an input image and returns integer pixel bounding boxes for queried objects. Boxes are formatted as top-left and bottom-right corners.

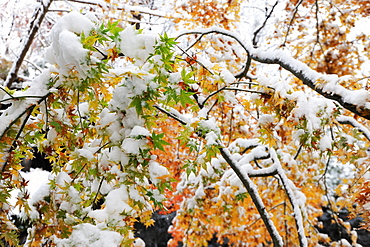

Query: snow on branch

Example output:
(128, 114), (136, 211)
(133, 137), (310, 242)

(219, 146), (284, 247)
(154, 105), (284, 246)
(269, 149), (308, 247)
(176, 28), (370, 120)
(337, 115), (370, 142)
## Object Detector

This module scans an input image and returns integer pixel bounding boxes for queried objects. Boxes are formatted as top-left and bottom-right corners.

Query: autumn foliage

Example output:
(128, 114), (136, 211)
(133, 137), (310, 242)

(1, 0), (370, 246)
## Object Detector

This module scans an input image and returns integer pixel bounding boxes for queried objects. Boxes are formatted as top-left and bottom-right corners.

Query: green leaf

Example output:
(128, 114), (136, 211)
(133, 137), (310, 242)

(151, 132), (169, 151)
(235, 192), (249, 202)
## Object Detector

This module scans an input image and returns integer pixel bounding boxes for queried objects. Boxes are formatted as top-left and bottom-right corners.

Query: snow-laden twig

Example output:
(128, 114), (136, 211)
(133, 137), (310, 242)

(219, 146), (284, 247)
(269, 149), (308, 247)
(154, 105), (284, 246)
(337, 115), (370, 142)
(4, 0), (53, 88)
(176, 28), (370, 120)
(153, 104), (189, 125)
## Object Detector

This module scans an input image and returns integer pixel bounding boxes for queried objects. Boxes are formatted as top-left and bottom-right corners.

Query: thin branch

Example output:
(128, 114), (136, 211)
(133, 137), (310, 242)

(201, 86), (269, 108)
(282, 0), (303, 47)
(175, 44), (214, 75)
(62, 0), (167, 18)
(153, 105), (188, 125)
(0, 93), (51, 142)
(177, 28), (370, 120)
(4, 0), (53, 88)
(337, 115), (370, 142)
(252, 0), (280, 48)
(270, 149), (308, 247)
(219, 147), (284, 247)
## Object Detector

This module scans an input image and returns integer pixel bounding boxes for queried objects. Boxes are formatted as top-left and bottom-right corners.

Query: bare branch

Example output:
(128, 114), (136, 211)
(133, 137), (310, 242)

(62, 0), (167, 18)
(252, 0), (279, 48)
(4, 0), (53, 89)
(282, 0), (303, 47)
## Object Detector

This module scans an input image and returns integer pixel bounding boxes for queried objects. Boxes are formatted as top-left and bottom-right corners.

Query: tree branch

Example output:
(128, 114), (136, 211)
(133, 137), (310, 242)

(154, 104), (284, 246)
(252, 0), (279, 48)
(219, 147), (284, 247)
(4, 0), (53, 89)
(337, 115), (370, 142)
(177, 28), (370, 120)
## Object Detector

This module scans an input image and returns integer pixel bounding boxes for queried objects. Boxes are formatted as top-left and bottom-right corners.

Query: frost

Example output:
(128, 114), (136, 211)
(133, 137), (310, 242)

(54, 223), (123, 247)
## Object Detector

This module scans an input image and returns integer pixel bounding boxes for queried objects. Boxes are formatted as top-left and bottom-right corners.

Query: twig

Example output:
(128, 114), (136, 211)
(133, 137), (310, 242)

(337, 115), (370, 142)
(61, 0), (167, 18)
(282, 0), (303, 47)
(4, 0), (53, 88)
(153, 105), (188, 125)
(252, 0), (279, 48)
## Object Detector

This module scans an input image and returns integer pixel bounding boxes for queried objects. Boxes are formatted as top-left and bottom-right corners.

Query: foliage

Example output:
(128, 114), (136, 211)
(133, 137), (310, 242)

(1, 0), (370, 246)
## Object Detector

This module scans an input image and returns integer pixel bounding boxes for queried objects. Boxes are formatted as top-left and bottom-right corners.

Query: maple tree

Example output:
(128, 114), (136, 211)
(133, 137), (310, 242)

(1, 0), (370, 246)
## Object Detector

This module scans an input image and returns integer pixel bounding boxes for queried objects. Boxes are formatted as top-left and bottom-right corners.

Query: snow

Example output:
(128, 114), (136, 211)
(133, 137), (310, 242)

(54, 223), (123, 247)
(121, 138), (147, 155)
(46, 12), (95, 77)
(9, 168), (50, 216)
(319, 135), (332, 151)
(148, 160), (169, 184)
(129, 126), (151, 137)
(205, 131), (219, 146)
(119, 26), (156, 63)
(258, 114), (274, 126)
(88, 185), (133, 224)
(76, 146), (99, 160)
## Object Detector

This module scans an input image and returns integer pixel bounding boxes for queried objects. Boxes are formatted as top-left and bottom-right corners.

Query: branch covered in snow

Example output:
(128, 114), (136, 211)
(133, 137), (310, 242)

(154, 106), (285, 246)
(177, 28), (370, 120)
(219, 146), (284, 247)
(337, 115), (370, 142)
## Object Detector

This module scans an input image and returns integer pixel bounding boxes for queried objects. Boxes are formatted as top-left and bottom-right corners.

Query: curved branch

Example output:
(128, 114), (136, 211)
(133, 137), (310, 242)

(252, 0), (279, 47)
(177, 28), (370, 120)
(337, 115), (370, 142)
(219, 147), (284, 247)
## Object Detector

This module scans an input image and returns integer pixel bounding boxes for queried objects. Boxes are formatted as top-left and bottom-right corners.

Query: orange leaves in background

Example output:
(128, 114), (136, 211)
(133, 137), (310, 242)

(172, 0), (241, 30)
